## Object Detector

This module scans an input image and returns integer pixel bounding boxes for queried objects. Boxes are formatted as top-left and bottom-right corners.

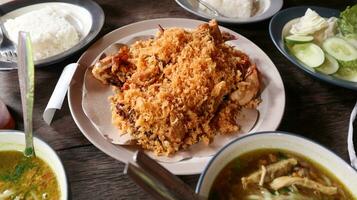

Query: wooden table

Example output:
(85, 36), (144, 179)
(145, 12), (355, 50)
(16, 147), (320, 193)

(1, 0), (357, 199)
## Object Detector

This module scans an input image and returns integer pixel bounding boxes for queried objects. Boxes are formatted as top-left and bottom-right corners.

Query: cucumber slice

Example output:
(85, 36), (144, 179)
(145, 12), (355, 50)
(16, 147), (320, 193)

(345, 37), (357, 49)
(315, 54), (339, 75)
(291, 43), (325, 68)
(285, 35), (314, 43)
(322, 37), (357, 61)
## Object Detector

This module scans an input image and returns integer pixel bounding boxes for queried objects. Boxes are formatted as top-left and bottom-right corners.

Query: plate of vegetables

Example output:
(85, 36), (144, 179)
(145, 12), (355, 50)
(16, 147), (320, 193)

(270, 5), (357, 90)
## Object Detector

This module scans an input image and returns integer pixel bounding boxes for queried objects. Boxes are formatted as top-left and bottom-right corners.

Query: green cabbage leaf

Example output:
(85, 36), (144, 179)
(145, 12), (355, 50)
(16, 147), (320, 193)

(338, 4), (357, 38)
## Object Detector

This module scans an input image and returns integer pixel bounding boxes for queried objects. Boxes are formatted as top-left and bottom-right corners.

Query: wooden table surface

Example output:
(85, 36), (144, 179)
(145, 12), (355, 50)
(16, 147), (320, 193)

(1, 0), (357, 199)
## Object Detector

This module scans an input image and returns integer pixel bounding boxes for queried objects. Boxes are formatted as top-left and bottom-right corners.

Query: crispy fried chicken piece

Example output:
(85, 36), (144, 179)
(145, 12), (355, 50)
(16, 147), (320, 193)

(230, 64), (260, 106)
(92, 46), (135, 87)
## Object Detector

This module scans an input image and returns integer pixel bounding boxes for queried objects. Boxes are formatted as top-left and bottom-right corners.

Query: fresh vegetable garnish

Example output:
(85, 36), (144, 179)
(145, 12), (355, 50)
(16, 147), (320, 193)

(339, 59), (357, 68)
(0, 151), (60, 200)
(284, 4), (357, 82)
(285, 35), (314, 43)
(334, 63), (357, 82)
(316, 54), (340, 75)
(345, 36), (357, 48)
(290, 8), (328, 35)
(336, 59), (357, 82)
(338, 4), (357, 39)
(322, 37), (357, 61)
(0, 158), (35, 182)
(291, 43), (325, 68)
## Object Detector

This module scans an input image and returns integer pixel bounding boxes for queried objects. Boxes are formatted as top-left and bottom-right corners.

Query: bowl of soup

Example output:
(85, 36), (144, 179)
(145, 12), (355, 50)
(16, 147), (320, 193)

(0, 130), (68, 200)
(196, 131), (357, 199)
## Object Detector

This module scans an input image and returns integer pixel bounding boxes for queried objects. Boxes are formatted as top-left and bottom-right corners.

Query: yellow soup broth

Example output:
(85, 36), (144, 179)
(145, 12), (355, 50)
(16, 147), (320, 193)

(209, 149), (355, 200)
(0, 151), (60, 200)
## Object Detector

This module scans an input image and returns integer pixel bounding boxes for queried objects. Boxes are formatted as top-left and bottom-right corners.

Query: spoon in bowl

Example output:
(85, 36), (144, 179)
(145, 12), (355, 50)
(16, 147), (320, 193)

(0, 21), (17, 65)
(17, 31), (35, 157)
(193, 0), (228, 18)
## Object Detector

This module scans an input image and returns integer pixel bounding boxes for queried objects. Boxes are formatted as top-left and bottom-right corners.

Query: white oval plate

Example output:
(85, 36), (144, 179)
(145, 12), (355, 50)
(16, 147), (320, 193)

(0, 0), (104, 67)
(175, 0), (283, 24)
(68, 18), (285, 175)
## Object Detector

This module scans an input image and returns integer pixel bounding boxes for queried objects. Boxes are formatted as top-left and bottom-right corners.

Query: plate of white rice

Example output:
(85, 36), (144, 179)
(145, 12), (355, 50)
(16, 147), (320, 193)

(175, 0), (283, 24)
(0, 0), (104, 67)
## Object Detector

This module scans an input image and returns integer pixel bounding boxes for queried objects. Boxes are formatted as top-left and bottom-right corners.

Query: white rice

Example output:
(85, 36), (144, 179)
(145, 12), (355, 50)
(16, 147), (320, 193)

(199, 0), (253, 18)
(4, 7), (80, 61)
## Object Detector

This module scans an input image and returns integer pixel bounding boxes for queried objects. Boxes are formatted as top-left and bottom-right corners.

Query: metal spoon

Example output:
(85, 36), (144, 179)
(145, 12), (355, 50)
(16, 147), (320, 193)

(0, 22), (3, 45)
(194, 0), (261, 19)
(194, 0), (228, 18)
(0, 21), (17, 65)
(0, 26), (17, 70)
(124, 151), (203, 200)
(17, 31), (35, 157)
(238, 108), (259, 133)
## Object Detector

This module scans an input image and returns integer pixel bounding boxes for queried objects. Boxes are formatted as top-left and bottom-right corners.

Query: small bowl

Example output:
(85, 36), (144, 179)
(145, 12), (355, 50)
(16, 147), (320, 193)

(196, 131), (357, 198)
(0, 130), (68, 200)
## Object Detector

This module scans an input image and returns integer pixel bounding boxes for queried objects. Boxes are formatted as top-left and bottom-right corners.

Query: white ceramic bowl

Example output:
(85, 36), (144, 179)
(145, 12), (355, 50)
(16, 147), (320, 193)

(0, 130), (68, 200)
(196, 131), (357, 198)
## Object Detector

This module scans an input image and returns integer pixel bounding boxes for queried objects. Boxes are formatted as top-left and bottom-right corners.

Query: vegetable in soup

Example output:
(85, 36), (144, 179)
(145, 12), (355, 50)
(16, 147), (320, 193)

(0, 151), (60, 200)
(209, 149), (355, 200)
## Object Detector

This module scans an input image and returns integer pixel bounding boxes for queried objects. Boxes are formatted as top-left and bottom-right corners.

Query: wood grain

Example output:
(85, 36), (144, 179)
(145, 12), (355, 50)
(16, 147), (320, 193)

(0, 0), (356, 199)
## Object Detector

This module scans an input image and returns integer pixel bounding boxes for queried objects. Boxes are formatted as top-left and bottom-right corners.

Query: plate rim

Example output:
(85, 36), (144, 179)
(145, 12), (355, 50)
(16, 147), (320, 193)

(174, 0), (283, 24)
(268, 6), (357, 90)
(68, 17), (286, 175)
(0, 0), (104, 67)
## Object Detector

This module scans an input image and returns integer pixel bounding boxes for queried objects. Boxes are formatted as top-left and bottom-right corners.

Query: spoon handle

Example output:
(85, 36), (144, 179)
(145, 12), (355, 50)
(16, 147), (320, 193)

(348, 99), (357, 169)
(126, 151), (202, 200)
(17, 31), (35, 157)
(125, 163), (181, 200)
(194, 0), (220, 17)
